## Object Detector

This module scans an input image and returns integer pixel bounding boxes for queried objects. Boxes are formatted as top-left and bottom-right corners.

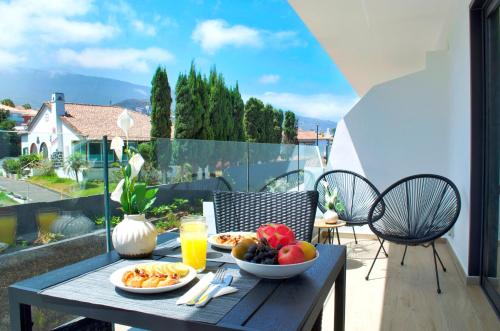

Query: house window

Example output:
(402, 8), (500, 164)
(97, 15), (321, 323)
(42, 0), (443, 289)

(88, 142), (102, 161)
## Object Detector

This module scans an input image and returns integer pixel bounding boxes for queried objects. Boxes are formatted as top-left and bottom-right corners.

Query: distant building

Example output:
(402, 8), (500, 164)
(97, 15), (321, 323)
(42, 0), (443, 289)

(20, 93), (151, 166)
(0, 104), (37, 131)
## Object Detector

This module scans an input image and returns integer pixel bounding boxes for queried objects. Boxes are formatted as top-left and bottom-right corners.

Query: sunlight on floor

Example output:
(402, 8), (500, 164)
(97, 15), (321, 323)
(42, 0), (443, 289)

(322, 238), (500, 331)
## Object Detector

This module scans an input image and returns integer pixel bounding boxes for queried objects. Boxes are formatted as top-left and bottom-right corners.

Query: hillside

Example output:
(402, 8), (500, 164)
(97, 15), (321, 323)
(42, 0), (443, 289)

(0, 68), (149, 108)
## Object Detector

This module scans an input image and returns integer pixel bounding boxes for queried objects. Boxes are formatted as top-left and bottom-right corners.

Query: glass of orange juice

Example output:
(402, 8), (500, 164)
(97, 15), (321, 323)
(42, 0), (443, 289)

(180, 215), (207, 272)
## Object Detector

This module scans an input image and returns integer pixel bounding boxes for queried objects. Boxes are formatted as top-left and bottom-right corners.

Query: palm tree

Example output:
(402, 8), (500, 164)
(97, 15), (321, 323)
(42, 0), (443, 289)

(65, 153), (88, 183)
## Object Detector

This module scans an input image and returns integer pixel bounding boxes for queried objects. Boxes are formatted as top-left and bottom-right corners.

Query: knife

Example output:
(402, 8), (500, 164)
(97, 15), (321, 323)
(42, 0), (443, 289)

(195, 274), (233, 307)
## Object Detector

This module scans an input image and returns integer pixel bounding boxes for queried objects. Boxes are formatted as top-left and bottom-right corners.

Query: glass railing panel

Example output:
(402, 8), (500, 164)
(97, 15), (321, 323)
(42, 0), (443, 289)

(248, 142), (299, 192)
(299, 144), (325, 191)
(0, 131), (109, 330)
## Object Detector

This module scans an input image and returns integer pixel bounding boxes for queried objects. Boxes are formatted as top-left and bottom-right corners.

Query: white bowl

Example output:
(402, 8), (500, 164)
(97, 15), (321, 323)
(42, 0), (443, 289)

(232, 251), (319, 279)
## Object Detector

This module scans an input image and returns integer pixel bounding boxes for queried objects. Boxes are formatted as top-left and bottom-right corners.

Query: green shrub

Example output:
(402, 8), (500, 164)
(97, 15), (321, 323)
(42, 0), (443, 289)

(94, 216), (121, 227)
(36, 159), (56, 176)
(2, 158), (20, 174)
(19, 154), (41, 169)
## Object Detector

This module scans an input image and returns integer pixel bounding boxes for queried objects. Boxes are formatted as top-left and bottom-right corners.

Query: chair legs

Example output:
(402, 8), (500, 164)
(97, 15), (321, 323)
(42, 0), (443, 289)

(365, 239), (385, 280)
(432, 242), (442, 294)
(433, 245), (447, 272)
(352, 227), (358, 244)
(401, 245), (408, 265)
(377, 236), (389, 257)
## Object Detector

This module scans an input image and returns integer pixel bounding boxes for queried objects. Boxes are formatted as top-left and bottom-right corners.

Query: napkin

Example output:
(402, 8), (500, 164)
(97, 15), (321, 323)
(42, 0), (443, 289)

(176, 272), (238, 305)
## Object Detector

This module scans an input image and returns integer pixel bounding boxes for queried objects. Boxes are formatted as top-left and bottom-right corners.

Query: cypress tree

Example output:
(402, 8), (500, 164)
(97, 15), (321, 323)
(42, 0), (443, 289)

(283, 111), (298, 144)
(150, 66), (172, 139)
(272, 109), (284, 143)
(263, 104), (275, 143)
(244, 98), (265, 142)
(231, 82), (245, 141)
(174, 73), (196, 138)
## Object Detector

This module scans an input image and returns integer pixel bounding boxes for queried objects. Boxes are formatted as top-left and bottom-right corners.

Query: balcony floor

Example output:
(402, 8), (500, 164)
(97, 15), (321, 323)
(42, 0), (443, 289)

(321, 238), (500, 331)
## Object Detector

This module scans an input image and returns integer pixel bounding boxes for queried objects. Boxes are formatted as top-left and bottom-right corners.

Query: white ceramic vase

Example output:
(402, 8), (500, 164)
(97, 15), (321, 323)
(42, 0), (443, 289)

(112, 214), (157, 258)
(324, 209), (339, 224)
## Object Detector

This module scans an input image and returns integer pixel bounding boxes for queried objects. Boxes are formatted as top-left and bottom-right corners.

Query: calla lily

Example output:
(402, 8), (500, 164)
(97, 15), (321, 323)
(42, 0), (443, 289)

(117, 109), (134, 138)
(129, 153), (144, 179)
(110, 136), (124, 161)
(111, 179), (124, 202)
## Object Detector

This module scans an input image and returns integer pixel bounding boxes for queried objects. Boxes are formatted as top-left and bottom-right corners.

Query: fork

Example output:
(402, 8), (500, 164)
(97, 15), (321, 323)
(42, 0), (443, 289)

(186, 268), (225, 306)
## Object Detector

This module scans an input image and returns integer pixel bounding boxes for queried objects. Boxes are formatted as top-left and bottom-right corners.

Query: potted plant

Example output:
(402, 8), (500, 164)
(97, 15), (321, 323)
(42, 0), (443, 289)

(110, 110), (159, 258)
(321, 180), (345, 224)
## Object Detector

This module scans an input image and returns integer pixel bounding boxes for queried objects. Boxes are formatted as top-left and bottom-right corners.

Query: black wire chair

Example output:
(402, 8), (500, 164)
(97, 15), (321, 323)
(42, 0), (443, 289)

(213, 191), (318, 242)
(258, 169), (314, 192)
(365, 174), (461, 294)
(314, 170), (387, 251)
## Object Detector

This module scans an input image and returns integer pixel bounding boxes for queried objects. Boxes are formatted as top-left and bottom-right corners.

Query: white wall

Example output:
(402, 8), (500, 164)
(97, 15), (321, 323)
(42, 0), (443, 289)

(328, 0), (471, 274)
(21, 104), (80, 160)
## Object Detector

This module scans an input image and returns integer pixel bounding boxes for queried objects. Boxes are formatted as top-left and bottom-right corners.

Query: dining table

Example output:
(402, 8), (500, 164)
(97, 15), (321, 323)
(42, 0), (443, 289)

(9, 231), (346, 331)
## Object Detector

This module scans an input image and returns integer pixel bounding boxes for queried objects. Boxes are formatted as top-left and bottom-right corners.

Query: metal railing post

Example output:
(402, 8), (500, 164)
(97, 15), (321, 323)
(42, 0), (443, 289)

(246, 142), (250, 192)
(297, 142), (300, 191)
(102, 136), (112, 252)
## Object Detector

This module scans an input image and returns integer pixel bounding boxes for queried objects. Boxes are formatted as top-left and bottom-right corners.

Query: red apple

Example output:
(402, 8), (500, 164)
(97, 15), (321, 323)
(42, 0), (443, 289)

(278, 244), (305, 265)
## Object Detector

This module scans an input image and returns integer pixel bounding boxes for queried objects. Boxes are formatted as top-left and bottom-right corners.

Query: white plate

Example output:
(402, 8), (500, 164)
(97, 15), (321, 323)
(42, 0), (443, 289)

(208, 232), (257, 250)
(232, 251), (319, 279)
(109, 262), (197, 294)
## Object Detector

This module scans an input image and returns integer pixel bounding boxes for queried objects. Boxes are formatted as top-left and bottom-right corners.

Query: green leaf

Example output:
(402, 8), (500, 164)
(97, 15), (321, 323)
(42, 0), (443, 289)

(143, 197), (157, 212)
(125, 164), (131, 178)
(133, 183), (147, 212)
(145, 188), (158, 200)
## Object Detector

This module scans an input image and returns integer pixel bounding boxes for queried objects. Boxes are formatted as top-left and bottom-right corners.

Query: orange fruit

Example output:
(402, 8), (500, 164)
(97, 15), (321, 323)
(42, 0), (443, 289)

(296, 241), (317, 261)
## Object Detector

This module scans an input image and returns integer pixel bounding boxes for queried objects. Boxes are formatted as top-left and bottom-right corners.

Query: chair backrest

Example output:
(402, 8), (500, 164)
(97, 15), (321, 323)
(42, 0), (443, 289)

(213, 191), (318, 242)
(258, 169), (313, 192)
(314, 170), (382, 225)
(368, 174), (461, 244)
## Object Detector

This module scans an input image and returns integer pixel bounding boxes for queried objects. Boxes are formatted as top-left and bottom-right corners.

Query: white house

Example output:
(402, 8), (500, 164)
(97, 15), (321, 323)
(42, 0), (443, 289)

(21, 93), (151, 167)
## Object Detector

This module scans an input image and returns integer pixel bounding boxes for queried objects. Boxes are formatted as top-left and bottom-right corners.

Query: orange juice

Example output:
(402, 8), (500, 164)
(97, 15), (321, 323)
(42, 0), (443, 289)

(180, 218), (207, 272)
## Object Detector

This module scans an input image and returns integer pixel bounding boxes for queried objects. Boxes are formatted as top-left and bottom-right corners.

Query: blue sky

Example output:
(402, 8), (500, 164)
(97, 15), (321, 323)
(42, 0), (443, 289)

(0, 0), (358, 121)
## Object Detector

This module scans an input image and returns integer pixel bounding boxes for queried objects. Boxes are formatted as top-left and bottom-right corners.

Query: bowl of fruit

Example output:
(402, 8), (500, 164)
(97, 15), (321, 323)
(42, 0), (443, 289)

(231, 223), (318, 279)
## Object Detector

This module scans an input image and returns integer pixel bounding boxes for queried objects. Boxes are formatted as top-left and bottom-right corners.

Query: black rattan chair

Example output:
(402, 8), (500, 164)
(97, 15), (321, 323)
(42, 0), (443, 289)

(213, 191), (318, 242)
(258, 169), (313, 192)
(365, 174), (461, 293)
(314, 170), (387, 252)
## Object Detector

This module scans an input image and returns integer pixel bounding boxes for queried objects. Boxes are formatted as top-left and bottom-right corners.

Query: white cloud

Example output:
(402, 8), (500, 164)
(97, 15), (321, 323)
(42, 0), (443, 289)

(131, 20), (156, 36)
(192, 19), (262, 54)
(192, 19), (305, 54)
(246, 92), (360, 121)
(0, 0), (117, 48)
(259, 74), (280, 84)
(57, 47), (174, 73)
(0, 50), (26, 68)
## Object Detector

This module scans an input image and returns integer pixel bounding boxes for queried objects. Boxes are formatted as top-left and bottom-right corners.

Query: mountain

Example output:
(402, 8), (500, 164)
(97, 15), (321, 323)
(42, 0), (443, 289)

(114, 99), (151, 115)
(296, 115), (337, 133)
(0, 67), (150, 107)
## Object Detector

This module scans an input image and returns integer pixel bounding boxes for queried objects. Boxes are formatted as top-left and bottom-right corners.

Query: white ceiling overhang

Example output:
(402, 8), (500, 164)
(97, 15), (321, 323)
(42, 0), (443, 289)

(288, 0), (453, 95)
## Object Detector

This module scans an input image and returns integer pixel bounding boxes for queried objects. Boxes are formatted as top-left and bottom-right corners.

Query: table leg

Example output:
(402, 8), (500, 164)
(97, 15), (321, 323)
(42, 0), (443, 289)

(334, 262), (346, 331)
(317, 228), (321, 244)
(9, 302), (32, 331)
(328, 229), (332, 244)
(335, 228), (341, 245)
(311, 309), (323, 331)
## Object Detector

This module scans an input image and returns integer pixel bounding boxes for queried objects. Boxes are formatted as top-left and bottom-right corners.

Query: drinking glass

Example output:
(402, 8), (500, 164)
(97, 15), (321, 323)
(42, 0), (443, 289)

(180, 215), (207, 272)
